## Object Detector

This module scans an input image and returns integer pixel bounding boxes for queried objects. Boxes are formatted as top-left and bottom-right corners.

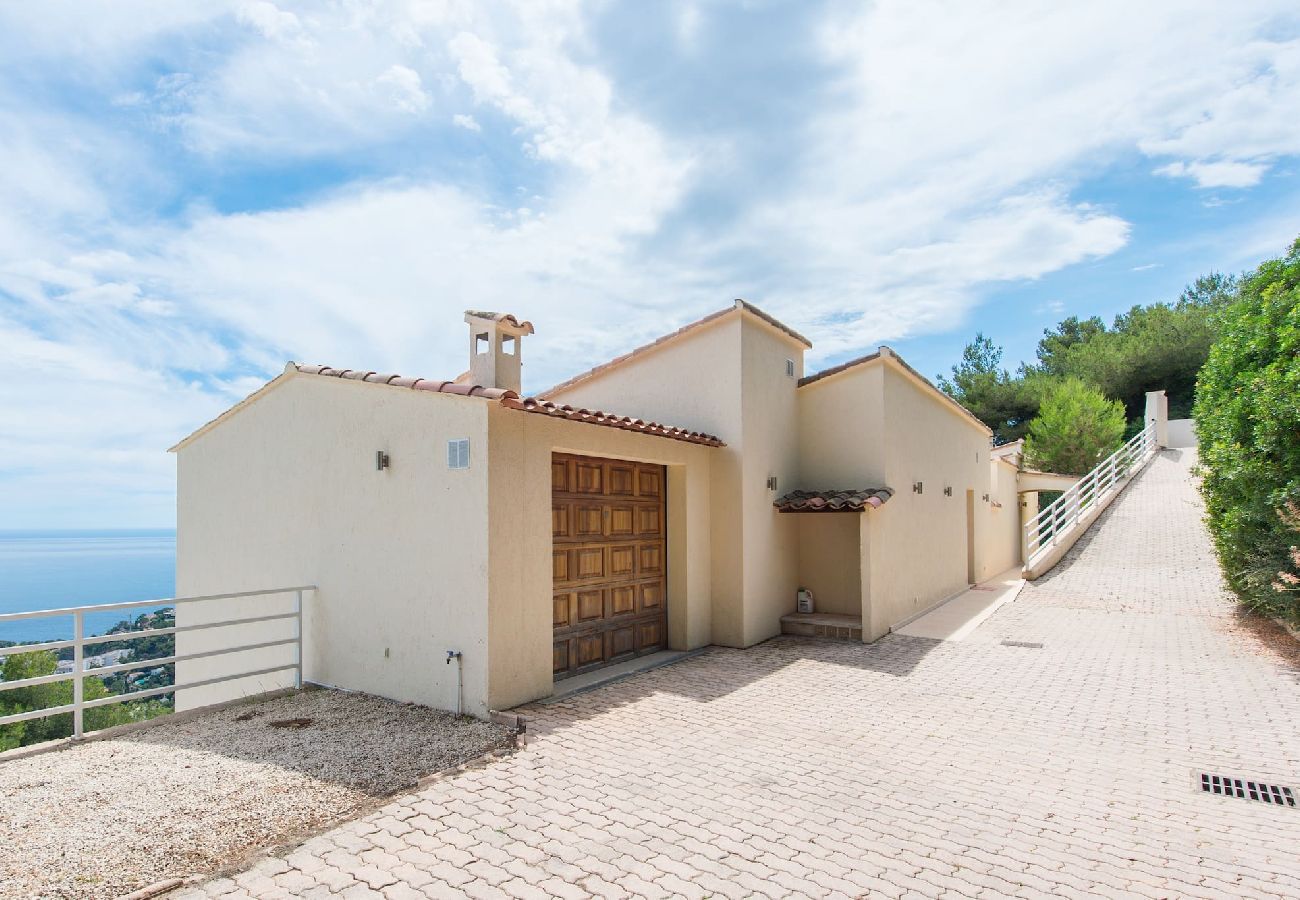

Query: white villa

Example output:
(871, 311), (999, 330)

(170, 302), (1161, 716)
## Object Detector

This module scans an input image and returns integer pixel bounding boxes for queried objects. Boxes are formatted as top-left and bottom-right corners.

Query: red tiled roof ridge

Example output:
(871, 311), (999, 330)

(542, 299), (811, 398)
(773, 487), (894, 512)
(293, 364), (724, 447)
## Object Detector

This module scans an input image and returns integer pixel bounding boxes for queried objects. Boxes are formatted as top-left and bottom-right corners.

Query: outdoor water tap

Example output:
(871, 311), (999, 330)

(445, 650), (464, 715)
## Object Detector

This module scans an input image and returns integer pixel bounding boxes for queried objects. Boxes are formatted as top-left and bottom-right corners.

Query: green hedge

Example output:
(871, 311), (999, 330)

(1194, 238), (1300, 621)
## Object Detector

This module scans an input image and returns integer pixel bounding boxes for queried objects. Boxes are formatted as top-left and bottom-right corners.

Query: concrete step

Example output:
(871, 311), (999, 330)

(781, 612), (863, 641)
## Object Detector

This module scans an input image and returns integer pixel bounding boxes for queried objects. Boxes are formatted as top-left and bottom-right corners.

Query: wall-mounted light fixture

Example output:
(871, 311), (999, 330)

(912, 481), (923, 494)
(982, 493), (990, 502)
(943, 486), (953, 497)
(376, 450), (390, 471)
(766, 475), (779, 491)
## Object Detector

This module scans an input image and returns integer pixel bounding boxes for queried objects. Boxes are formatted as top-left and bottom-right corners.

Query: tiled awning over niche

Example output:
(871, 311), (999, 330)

(773, 488), (893, 513)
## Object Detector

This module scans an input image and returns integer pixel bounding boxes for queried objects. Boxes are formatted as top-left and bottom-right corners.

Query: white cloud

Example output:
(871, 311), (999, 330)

(376, 64), (431, 114)
(1154, 159), (1268, 188)
(452, 113), (481, 132)
(1, 0), (1300, 524)
(235, 1), (302, 42)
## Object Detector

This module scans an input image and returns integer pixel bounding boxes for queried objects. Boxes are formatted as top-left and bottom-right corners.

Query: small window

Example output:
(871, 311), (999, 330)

(501, 334), (517, 356)
(447, 439), (470, 469)
(475, 333), (490, 355)
(785, 358), (795, 377)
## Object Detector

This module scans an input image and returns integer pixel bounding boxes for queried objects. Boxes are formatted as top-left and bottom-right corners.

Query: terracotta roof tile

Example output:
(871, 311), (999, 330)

(292, 364), (723, 447)
(294, 365), (517, 399)
(464, 310), (535, 334)
(773, 488), (893, 512)
(501, 396), (725, 447)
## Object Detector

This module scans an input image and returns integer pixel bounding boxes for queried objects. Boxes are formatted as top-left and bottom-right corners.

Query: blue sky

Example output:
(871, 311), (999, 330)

(1, 1), (1298, 529)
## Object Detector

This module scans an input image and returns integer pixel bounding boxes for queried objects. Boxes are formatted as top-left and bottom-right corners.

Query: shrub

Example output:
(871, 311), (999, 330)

(1023, 377), (1126, 476)
(1194, 237), (1300, 621)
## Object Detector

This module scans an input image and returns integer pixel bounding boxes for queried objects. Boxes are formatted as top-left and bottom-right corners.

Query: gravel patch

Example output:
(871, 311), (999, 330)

(0, 688), (512, 899)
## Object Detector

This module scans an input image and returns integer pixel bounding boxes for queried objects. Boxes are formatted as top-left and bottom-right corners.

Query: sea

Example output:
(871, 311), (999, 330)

(0, 530), (176, 644)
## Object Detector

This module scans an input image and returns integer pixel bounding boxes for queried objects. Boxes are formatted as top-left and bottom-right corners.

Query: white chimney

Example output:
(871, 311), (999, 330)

(464, 310), (534, 394)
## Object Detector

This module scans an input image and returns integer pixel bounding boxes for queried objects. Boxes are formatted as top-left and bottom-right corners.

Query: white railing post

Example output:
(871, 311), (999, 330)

(0, 584), (315, 739)
(294, 589), (303, 690)
(72, 611), (84, 740)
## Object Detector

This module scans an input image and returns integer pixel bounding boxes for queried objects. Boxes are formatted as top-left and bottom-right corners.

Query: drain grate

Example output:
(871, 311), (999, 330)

(1199, 773), (1296, 808)
(1001, 640), (1044, 648)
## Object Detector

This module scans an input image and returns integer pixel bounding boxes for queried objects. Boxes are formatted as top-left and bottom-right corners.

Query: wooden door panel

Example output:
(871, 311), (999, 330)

(636, 505), (662, 537)
(640, 581), (663, 613)
(637, 467), (662, 498)
(607, 504), (635, 537)
(553, 453), (667, 679)
(607, 463), (636, 496)
(609, 625), (636, 659)
(575, 589), (604, 623)
(576, 634), (604, 666)
(553, 593), (572, 628)
(552, 504), (571, 539)
(610, 585), (636, 616)
(574, 547), (605, 580)
(609, 545), (636, 578)
(552, 458), (570, 493)
(573, 504), (605, 539)
(574, 460), (604, 494)
(637, 619), (663, 651)
(638, 543), (664, 576)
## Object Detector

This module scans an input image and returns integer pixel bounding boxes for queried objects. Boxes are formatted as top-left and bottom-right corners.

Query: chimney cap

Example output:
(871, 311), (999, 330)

(464, 310), (535, 336)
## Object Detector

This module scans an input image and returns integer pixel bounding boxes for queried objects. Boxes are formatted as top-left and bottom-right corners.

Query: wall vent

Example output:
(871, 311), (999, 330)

(447, 439), (470, 469)
(1199, 773), (1296, 808)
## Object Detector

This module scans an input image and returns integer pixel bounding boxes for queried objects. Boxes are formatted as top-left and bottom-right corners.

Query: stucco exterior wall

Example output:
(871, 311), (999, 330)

(175, 375), (492, 714)
(797, 364), (887, 488)
(1167, 418), (1197, 448)
(738, 319), (803, 644)
(484, 406), (714, 710)
(983, 459), (1022, 577)
(869, 361), (994, 637)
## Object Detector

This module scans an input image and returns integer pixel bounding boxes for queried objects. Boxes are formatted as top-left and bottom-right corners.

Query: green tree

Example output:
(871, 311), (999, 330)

(1195, 238), (1300, 621)
(1023, 377), (1126, 475)
(938, 333), (1041, 444)
(1029, 276), (1234, 420)
(1035, 315), (1107, 377)
(0, 650), (164, 750)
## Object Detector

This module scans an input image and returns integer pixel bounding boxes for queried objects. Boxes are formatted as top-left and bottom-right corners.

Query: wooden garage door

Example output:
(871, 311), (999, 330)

(552, 453), (667, 679)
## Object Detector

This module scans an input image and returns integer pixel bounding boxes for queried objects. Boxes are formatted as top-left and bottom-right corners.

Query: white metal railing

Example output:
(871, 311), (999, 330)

(1024, 422), (1157, 569)
(0, 586), (313, 740)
